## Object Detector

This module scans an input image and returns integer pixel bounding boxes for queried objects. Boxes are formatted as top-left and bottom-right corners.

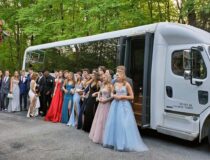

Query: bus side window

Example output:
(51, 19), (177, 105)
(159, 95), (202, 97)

(172, 50), (207, 79)
(172, 51), (184, 76)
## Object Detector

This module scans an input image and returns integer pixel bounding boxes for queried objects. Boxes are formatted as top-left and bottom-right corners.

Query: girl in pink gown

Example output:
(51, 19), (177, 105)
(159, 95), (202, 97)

(89, 74), (113, 144)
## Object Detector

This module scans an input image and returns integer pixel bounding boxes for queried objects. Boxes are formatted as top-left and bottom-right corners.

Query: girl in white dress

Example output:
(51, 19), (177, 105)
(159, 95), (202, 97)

(8, 71), (20, 112)
(27, 72), (40, 118)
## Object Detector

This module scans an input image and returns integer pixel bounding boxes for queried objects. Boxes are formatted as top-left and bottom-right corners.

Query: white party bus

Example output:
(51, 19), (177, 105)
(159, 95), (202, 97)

(22, 22), (210, 145)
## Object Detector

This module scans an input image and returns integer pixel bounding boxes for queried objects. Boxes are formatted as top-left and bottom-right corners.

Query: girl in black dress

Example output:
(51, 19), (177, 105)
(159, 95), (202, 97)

(82, 72), (100, 132)
(77, 73), (92, 129)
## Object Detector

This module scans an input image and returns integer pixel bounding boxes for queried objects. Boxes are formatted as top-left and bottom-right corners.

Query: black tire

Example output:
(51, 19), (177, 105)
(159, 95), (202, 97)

(208, 127), (210, 145)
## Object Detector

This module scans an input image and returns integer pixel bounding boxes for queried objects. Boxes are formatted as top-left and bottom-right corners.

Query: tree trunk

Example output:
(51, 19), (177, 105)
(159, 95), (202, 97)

(187, 0), (196, 26)
(60, 2), (64, 35)
(157, 0), (162, 21)
(148, 0), (153, 22)
(72, 0), (76, 33)
(15, 22), (21, 69)
(166, 0), (170, 22)
(175, 0), (185, 23)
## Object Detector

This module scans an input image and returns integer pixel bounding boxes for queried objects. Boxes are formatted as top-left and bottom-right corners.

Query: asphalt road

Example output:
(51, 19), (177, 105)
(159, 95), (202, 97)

(0, 111), (209, 160)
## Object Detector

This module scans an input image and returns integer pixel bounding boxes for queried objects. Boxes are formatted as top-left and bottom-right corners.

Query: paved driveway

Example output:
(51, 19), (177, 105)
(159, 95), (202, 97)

(0, 112), (209, 160)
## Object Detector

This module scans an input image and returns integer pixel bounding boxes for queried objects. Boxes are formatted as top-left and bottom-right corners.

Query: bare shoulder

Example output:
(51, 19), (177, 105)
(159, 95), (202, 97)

(125, 82), (131, 88)
(31, 79), (35, 84)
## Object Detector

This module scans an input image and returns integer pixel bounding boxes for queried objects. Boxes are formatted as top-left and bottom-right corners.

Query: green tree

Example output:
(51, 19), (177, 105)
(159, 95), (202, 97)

(0, 0), (208, 71)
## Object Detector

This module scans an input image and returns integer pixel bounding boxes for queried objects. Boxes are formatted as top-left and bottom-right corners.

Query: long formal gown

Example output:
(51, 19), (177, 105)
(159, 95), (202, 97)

(45, 81), (63, 122)
(77, 85), (89, 129)
(67, 83), (82, 127)
(82, 84), (99, 132)
(27, 80), (40, 117)
(61, 84), (74, 124)
(89, 87), (111, 144)
(103, 85), (148, 152)
(8, 79), (20, 112)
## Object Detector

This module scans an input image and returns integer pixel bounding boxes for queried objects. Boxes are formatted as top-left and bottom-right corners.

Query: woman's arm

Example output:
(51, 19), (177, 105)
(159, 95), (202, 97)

(62, 80), (66, 91)
(70, 82), (75, 94)
(92, 91), (99, 97)
(53, 80), (58, 96)
(31, 80), (36, 93)
(10, 77), (13, 93)
(86, 79), (93, 86)
(96, 89), (101, 101)
(121, 82), (134, 100)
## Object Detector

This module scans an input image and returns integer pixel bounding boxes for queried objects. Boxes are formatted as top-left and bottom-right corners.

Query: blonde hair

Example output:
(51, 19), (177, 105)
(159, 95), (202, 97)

(31, 72), (39, 80)
(102, 74), (112, 92)
(116, 65), (125, 71)
(14, 71), (19, 78)
(116, 66), (127, 85)
(68, 72), (75, 85)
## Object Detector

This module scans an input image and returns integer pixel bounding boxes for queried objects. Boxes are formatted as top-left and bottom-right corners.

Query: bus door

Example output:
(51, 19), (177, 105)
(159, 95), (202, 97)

(122, 33), (154, 127)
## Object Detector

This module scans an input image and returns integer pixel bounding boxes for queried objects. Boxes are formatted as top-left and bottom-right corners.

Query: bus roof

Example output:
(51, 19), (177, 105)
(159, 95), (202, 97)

(25, 22), (210, 53)
(22, 22), (210, 70)
(25, 23), (158, 53)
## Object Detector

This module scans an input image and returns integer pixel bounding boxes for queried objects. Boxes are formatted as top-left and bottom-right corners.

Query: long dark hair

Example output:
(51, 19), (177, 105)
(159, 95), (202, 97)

(91, 72), (100, 90)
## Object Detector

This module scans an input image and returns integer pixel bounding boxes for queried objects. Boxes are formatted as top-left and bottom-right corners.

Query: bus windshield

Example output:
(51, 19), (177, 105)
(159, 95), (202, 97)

(25, 38), (119, 72)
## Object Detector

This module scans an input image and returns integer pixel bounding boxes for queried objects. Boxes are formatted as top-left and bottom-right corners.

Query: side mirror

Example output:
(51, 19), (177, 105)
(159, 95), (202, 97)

(183, 50), (191, 70)
(185, 46), (204, 86)
(183, 50), (193, 80)
(184, 70), (191, 80)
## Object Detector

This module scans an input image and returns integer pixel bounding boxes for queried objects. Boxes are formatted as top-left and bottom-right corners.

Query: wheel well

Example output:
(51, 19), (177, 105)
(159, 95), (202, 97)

(201, 115), (210, 141)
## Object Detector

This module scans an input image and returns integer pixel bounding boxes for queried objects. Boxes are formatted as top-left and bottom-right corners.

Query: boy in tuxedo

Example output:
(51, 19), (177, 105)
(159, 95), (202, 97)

(0, 70), (10, 111)
(37, 71), (46, 116)
(19, 70), (28, 111)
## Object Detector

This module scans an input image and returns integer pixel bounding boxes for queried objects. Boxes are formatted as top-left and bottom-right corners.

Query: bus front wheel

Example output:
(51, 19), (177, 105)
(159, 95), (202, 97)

(208, 127), (210, 145)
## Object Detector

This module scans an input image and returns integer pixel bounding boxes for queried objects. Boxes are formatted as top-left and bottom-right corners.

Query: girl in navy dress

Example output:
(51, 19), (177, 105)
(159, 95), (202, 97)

(103, 66), (148, 152)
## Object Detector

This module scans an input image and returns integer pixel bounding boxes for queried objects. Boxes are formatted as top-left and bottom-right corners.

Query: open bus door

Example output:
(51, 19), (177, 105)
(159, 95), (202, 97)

(120, 36), (143, 126)
(120, 33), (154, 127)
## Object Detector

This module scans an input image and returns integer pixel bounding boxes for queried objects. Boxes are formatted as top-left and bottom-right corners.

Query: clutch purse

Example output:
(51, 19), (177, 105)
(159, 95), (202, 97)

(7, 93), (13, 99)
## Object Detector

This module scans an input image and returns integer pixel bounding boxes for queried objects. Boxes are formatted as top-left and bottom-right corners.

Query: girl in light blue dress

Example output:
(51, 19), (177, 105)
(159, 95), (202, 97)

(103, 66), (148, 152)
(67, 72), (83, 127)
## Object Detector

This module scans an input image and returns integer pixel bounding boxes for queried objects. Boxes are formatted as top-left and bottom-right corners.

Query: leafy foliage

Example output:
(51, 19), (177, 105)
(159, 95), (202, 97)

(0, 0), (209, 71)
